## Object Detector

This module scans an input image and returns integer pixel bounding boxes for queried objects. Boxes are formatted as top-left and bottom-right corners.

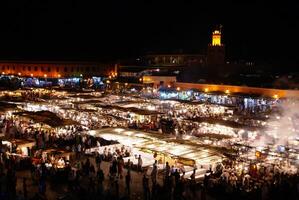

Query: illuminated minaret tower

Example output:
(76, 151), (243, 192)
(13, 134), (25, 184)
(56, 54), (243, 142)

(207, 26), (225, 65)
(212, 30), (222, 46)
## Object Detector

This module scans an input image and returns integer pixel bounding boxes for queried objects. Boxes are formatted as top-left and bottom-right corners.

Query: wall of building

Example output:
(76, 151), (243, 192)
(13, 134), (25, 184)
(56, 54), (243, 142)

(143, 76), (177, 87)
(207, 45), (225, 65)
(146, 54), (206, 67)
(0, 61), (115, 78)
(174, 82), (299, 98)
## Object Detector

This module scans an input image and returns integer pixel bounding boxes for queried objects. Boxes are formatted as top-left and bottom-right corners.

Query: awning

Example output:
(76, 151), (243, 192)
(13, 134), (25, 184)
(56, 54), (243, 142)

(14, 110), (80, 127)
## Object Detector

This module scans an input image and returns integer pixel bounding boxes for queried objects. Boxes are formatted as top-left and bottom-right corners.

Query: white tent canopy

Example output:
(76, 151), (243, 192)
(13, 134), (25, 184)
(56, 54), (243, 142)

(88, 127), (224, 168)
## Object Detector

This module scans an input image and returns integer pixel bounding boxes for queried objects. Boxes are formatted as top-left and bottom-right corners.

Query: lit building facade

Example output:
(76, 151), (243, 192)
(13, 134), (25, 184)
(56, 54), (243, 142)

(146, 54), (206, 67)
(0, 61), (116, 78)
(142, 75), (177, 87)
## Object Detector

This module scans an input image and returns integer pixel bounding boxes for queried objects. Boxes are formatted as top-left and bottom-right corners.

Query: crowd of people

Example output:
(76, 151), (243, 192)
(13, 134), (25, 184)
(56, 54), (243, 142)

(202, 159), (299, 200)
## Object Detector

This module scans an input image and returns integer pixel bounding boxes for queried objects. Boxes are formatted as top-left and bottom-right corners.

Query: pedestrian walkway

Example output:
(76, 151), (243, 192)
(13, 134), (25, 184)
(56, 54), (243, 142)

(13, 156), (165, 200)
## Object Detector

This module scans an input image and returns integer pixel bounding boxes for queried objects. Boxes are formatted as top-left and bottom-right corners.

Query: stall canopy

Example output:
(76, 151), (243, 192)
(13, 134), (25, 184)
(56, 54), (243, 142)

(69, 94), (101, 99)
(96, 104), (164, 115)
(6, 138), (36, 149)
(189, 117), (260, 131)
(89, 128), (224, 167)
(0, 101), (18, 112)
(14, 110), (79, 127)
(72, 99), (103, 105)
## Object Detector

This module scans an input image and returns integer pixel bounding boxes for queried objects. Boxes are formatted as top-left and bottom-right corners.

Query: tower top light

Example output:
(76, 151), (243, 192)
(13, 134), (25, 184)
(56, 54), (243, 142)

(212, 29), (222, 46)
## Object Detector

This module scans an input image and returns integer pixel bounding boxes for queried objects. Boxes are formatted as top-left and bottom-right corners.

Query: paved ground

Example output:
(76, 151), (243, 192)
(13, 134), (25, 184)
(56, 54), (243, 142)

(13, 156), (217, 200)
(14, 157), (164, 200)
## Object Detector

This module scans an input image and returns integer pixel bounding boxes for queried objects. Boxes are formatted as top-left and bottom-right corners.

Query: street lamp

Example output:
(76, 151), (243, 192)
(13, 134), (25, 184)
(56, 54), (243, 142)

(44, 74), (47, 83)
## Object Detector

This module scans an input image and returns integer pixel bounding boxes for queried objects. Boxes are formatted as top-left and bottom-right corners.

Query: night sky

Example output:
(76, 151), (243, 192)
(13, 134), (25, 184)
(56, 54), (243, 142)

(0, 1), (298, 68)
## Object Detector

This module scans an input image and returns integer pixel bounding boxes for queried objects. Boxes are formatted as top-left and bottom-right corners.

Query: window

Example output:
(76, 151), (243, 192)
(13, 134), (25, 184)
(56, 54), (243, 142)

(48, 67), (51, 72)
(2, 66), (5, 70)
(7, 66), (10, 70)
(71, 67), (74, 72)
(34, 66), (38, 71)
(64, 67), (68, 72)
(86, 67), (90, 72)
(28, 66), (31, 71)
(40, 66), (44, 72)
(12, 66), (15, 70)
(23, 66), (25, 71)
(76, 67), (79, 72)
(56, 67), (59, 72)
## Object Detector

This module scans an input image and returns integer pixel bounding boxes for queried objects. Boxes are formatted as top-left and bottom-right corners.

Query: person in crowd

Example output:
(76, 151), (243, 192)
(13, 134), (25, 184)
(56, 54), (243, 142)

(126, 158), (132, 170)
(111, 157), (118, 177)
(137, 155), (143, 173)
(190, 169), (196, 185)
(84, 158), (91, 176)
(170, 165), (175, 176)
(89, 164), (96, 180)
(117, 156), (124, 179)
(165, 162), (170, 178)
(151, 165), (158, 186)
(174, 169), (180, 186)
(125, 169), (131, 195)
(95, 152), (102, 167)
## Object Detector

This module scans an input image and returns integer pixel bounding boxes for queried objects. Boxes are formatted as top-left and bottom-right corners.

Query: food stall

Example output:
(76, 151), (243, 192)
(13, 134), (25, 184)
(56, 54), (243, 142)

(89, 128), (225, 178)
(1, 138), (35, 169)
(33, 148), (75, 169)
(2, 138), (35, 156)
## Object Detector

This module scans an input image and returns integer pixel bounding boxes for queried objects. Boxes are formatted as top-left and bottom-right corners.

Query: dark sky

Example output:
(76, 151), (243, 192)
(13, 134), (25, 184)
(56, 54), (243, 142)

(0, 1), (298, 67)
